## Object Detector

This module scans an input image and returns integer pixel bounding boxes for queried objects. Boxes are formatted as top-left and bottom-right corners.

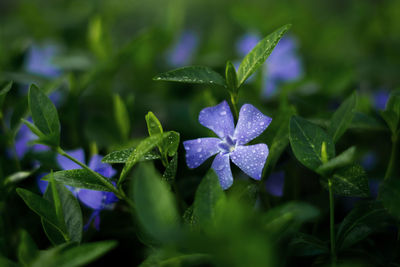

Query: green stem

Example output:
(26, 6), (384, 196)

(384, 133), (398, 181)
(328, 178), (336, 266)
(56, 147), (135, 209)
(0, 114), (21, 171)
(230, 93), (239, 120)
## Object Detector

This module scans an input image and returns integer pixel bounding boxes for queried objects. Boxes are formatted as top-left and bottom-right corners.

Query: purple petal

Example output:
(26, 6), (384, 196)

(37, 174), (49, 194)
(373, 90), (389, 110)
(57, 149), (85, 170)
(78, 189), (118, 210)
(230, 144), (269, 180)
(183, 138), (221, 168)
(233, 104), (272, 145)
(25, 43), (61, 78)
(236, 33), (261, 58)
(369, 179), (380, 199)
(211, 153), (233, 190)
(265, 171), (285, 197)
(167, 31), (199, 67)
(199, 101), (235, 139)
(88, 155), (116, 178)
(83, 210), (101, 231)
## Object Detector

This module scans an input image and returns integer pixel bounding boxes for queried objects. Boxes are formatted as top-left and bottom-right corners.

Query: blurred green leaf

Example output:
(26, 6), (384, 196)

(153, 66), (226, 87)
(225, 61), (238, 93)
(17, 229), (38, 266)
(381, 110), (399, 135)
(328, 92), (357, 143)
(139, 250), (211, 267)
(325, 164), (369, 197)
(42, 169), (114, 192)
(237, 24), (291, 87)
(336, 202), (390, 250)
(113, 94), (130, 141)
(28, 84), (60, 147)
(0, 256), (19, 267)
(381, 90), (400, 134)
(162, 153), (178, 185)
(316, 146), (356, 176)
(3, 169), (37, 186)
(379, 178), (400, 220)
(290, 233), (328, 256)
(131, 162), (180, 242)
(193, 170), (225, 227)
(289, 116), (335, 170)
(350, 112), (385, 131)
(102, 147), (160, 164)
(44, 178), (83, 244)
(0, 81), (12, 110)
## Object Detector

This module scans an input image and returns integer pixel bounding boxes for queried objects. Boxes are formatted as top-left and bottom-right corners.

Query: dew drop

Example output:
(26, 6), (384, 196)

(197, 148), (202, 152)
(220, 111), (227, 116)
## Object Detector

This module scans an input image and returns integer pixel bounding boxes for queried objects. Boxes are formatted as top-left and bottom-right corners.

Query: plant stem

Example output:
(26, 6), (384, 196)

(230, 93), (239, 120)
(384, 133), (398, 181)
(328, 178), (336, 266)
(0, 114), (21, 171)
(56, 147), (135, 209)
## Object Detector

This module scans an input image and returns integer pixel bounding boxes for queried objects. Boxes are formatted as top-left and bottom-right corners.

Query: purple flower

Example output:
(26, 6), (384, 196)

(166, 31), (199, 67)
(25, 43), (61, 78)
(38, 149), (118, 230)
(265, 171), (285, 197)
(236, 33), (261, 58)
(372, 90), (390, 110)
(183, 101), (271, 189)
(262, 36), (303, 97)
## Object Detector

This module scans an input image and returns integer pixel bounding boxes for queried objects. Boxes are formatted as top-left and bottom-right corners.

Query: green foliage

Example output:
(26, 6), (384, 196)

(101, 147), (160, 164)
(131, 163), (180, 242)
(289, 115), (335, 170)
(17, 230), (38, 266)
(237, 24), (291, 87)
(225, 61), (238, 93)
(328, 92), (357, 143)
(162, 153), (178, 184)
(316, 146), (356, 176)
(27, 84), (60, 147)
(113, 94), (130, 141)
(153, 66), (226, 87)
(381, 90), (400, 135)
(379, 178), (400, 220)
(0, 81), (12, 110)
(325, 164), (369, 197)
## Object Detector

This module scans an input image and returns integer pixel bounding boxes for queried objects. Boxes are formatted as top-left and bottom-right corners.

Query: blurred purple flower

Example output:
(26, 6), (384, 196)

(38, 148), (118, 230)
(372, 90), (390, 110)
(166, 31), (199, 67)
(236, 33), (261, 58)
(361, 152), (377, 171)
(183, 101), (271, 189)
(262, 36), (303, 97)
(25, 43), (61, 78)
(265, 171), (285, 197)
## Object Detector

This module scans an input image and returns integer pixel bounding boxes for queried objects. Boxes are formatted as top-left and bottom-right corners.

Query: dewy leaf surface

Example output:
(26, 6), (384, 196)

(153, 66), (226, 87)
(330, 164), (370, 197)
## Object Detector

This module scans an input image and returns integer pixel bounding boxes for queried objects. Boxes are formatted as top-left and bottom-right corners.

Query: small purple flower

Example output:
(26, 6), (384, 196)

(38, 149), (118, 230)
(183, 101), (271, 189)
(361, 152), (377, 171)
(262, 36), (303, 97)
(236, 33), (261, 58)
(25, 43), (61, 78)
(372, 90), (390, 110)
(265, 171), (285, 197)
(166, 31), (199, 67)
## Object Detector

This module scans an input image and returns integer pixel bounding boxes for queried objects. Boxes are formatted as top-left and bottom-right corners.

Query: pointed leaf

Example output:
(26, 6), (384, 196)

(225, 61), (238, 93)
(102, 148), (160, 164)
(328, 164), (369, 197)
(17, 229), (39, 266)
(162, 153), (178, 184)
(237, 24), (291, 87)
(328, 92), (357, 143)
(289, 116), (335, 171)
(316, 146), (356, 176)
(113, 94), (130, 141)
(153, 66), (226, 87)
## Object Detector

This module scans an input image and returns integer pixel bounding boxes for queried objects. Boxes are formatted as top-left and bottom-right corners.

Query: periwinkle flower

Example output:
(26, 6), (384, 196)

(166, 31), (199, 67)
(236, 33), (261, 58)
(183, 101), (271, 189)
(38, 148), (118, 230)
(262, 36), (303, 97)
(372, 90), (390, 110)
(265, 171), (285, 197)
(25, 43), (61, 78)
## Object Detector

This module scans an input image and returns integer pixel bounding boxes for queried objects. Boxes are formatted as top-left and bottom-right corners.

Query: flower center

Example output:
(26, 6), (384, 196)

(218, 136), (237, 154)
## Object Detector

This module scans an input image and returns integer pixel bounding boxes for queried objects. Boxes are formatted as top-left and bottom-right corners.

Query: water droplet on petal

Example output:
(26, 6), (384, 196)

(220, 111), (227, 116)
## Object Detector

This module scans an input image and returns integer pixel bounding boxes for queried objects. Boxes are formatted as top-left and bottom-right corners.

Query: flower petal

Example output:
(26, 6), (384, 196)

(57, 148), (85, 170)
(78, 189), (117, 210)
(265, 171), (285, 197)
(230, 144), (269, 180)
(211, 153), (233, 190)
(88, 155), (117, 178)
(183, 138), (221, 168)
(233, 104), (271, 145)
(199, 100), (235, 138)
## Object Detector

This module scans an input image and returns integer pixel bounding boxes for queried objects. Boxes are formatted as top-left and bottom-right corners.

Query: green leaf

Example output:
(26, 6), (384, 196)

(0, 256), (19, 267)
(379, 178), (400, 220)
(328, 92), (357, 143)
(41, 169), (114, 192)
(327, 164), (369, 197)
(113, 94), (130, 141)
(28, 84), (60, 146)
(350, 112), (385, 131)
(163, 131), (180, 157)
(290, 233), (328, 256)
(44, 179), (83, 243)
(101, 148), (160, 164)
(162, 153), (178, 184)
(153, 66), (226, 87)
(316, 146), (356, 176)
(193, 170), (225, 226)
(3, 169), (37, 186)
(289, 116), (335, 170)
(16, 188), (63, 234)
(237, 24), (291, 87)
(225, 61), (238, 93)
(145, 111), (163, 136)
(0, 81), (13, 109)
(41, 219), (65, 246)
(381, 110), (399, 135)
(17, 229), (39, 266)
(119, 132), (172, 184)
(386, 90), (400, 116)
(336, 202), (390, 250)
(131, 163), (180, 242)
